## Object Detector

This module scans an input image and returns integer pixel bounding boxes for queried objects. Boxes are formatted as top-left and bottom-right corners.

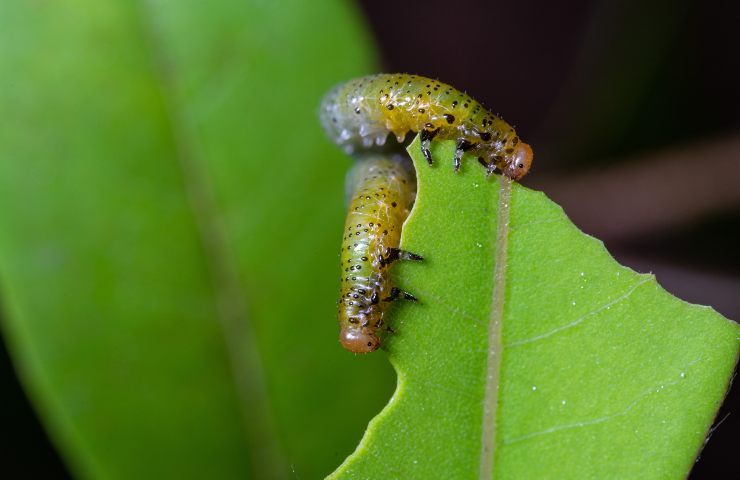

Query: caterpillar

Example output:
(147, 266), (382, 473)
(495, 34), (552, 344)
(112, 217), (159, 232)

(320, 73), (533, 180)
(338, 154), (421, 353)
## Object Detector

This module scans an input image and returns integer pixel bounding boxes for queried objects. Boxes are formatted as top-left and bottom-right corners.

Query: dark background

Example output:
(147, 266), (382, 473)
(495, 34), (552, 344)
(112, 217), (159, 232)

(2, 0), (738, 477)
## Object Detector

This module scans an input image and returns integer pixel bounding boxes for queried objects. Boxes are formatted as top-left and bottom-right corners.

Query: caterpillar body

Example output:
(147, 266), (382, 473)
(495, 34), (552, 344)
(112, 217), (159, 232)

(338, 154), (421, 353)
(320, 73), (533, 180)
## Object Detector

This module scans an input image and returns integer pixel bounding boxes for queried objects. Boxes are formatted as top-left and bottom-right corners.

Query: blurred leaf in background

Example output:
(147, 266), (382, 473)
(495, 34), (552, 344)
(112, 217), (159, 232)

(0, 0), (392, 478)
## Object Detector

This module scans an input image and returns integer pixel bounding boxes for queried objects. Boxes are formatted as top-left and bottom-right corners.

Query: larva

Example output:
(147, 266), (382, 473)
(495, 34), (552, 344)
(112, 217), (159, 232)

(320, 73), (533, 180)
(338, 154), (421, 353)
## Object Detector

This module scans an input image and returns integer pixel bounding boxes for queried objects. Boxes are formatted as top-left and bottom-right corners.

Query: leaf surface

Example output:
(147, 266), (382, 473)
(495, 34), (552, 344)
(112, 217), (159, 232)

(330, 138), (739, 479)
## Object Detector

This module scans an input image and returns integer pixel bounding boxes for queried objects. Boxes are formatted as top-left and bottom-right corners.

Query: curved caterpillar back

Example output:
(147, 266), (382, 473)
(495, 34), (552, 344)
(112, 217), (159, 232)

(320, 73), (533, 180)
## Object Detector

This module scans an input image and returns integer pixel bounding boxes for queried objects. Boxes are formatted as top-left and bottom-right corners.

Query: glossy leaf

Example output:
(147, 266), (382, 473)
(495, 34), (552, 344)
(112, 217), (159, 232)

(330, 138), (739, 479)
(0, 1), (390, 478)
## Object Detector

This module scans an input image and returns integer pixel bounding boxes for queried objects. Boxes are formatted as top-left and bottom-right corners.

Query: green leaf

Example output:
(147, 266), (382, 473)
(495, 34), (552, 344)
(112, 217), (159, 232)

(0, 1), (391, 479)
(330, 137), (739, 479)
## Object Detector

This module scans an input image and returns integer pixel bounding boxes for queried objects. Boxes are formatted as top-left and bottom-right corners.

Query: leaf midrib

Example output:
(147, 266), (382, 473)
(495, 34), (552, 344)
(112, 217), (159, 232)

(479, 176), (512, 480)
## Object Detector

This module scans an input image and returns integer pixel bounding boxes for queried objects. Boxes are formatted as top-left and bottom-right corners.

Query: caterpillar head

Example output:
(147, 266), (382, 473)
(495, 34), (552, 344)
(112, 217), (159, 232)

(340, 326), (381, 353)
(503, 142), (533, 181)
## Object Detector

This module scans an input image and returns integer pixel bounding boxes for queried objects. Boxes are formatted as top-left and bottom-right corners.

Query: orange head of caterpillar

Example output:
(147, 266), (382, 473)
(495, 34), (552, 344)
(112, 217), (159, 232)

(339, 326), (381, 353)
(502, 142), (533, 181)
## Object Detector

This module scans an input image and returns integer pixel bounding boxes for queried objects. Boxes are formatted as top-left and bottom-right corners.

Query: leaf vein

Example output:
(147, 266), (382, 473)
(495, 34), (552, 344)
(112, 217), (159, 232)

(478, 177), (511, 479)
(501, 358), (701, 445)
(506, 276), (653, 347)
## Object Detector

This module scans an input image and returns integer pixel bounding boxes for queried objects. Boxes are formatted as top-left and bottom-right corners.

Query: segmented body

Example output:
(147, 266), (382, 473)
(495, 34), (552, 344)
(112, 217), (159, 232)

(320, 73), (533, 180)
(338, 155), (416, 353)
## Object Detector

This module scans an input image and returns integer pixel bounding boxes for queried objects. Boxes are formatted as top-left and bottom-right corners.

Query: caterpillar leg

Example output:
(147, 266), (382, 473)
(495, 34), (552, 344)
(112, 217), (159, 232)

(383, 287), (418, 303)
(454, 140), (476, 172)
(370, 290), (380, 305)
(478, 157), (497, 177)
(420, 128), (439, 165)
(372, 315), (396, 334)
(380, 247), (424, 266)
